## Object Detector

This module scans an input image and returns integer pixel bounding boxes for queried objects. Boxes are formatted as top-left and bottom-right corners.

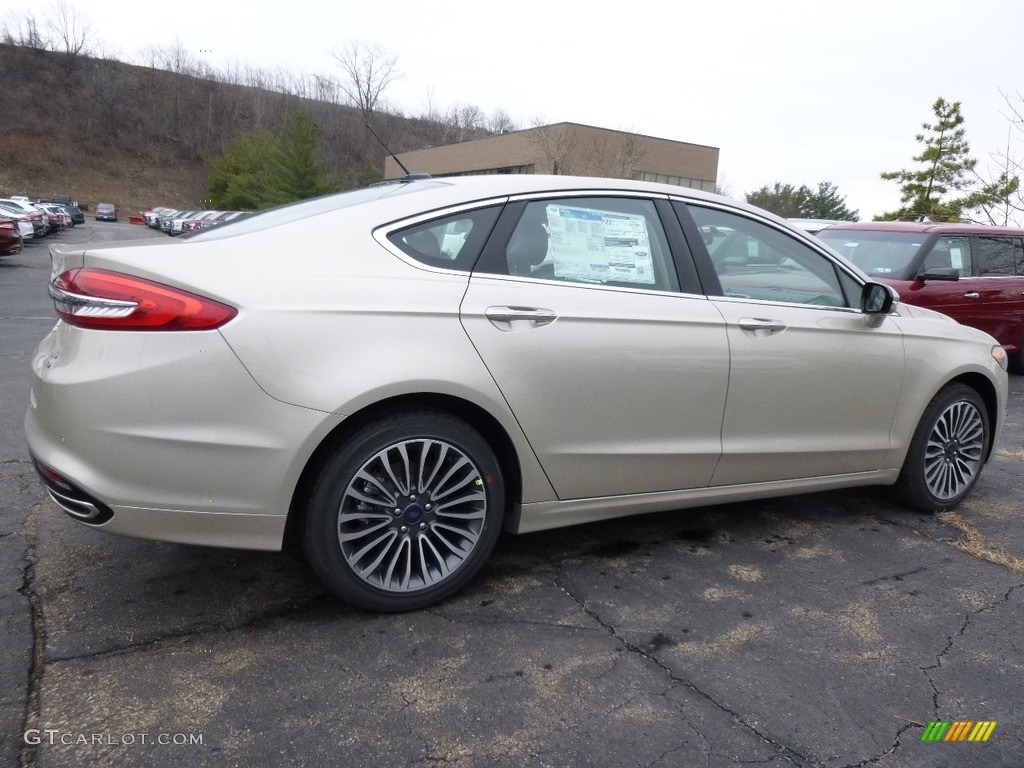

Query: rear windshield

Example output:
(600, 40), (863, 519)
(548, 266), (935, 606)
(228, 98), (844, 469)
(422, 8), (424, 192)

(816, 230), (927, 278)
(184, 181), (447, 242)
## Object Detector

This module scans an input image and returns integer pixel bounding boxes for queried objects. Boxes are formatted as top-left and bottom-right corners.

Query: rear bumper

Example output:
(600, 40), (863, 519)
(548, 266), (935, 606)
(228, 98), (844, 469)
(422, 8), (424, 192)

(24, 322), (340, 551)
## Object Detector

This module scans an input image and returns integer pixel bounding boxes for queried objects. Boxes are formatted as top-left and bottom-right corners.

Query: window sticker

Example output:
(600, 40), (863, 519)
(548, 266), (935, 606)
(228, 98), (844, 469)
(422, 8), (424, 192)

(949, 248), (964, 271)
(545, 204), (655, 284)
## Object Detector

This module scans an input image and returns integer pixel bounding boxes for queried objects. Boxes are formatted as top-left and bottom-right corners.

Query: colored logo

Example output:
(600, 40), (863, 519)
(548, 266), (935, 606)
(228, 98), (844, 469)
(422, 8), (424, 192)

(921, 721), (997, 742)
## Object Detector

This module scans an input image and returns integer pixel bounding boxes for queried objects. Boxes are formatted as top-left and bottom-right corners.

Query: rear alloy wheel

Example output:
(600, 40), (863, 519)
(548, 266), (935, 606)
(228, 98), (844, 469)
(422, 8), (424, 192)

(303, 411), (505, 612)
(896, 384), (989, 512)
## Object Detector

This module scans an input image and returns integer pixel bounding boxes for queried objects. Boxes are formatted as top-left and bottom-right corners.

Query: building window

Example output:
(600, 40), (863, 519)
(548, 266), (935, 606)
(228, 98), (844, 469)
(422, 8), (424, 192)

(633, 171), (716, 192)
(438, 165), (535, 178)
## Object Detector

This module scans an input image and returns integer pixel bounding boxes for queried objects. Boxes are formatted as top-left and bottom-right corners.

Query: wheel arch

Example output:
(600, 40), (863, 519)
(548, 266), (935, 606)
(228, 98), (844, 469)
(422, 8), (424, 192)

(284, 393), (523, 546)
(948, 371), (1000, 461)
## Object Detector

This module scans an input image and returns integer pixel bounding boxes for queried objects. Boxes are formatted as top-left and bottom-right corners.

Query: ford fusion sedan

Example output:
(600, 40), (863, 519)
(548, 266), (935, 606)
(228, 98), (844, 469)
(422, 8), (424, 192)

(26, 176), (1009, 612)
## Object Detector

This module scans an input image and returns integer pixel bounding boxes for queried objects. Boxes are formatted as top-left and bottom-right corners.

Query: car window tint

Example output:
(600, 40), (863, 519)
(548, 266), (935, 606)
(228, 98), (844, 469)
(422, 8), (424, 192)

(976, 237), (1017, 276)
(388, 206), (501, 270)
(502, 198), (679, 291)
(688, 205), (849, 307)
(922, 236), (971, 276)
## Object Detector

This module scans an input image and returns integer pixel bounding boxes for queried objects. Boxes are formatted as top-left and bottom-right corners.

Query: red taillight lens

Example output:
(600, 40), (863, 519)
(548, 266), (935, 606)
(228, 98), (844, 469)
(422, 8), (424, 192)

(51, 268), (237, 331)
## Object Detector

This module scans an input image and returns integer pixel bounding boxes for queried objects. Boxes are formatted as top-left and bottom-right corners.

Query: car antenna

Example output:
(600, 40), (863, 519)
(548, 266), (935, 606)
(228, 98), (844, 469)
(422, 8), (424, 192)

(365, 123), (431, 181)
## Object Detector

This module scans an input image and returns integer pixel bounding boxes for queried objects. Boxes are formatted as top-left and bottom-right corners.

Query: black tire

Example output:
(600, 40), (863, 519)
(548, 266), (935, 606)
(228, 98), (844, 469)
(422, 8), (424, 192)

(303, 410), (505, 612)
(896, 384), (990, 512)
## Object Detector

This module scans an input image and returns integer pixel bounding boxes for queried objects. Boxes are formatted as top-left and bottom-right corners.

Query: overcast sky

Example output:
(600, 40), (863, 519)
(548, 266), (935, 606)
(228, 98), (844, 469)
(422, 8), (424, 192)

(27, 0), (1024, 218)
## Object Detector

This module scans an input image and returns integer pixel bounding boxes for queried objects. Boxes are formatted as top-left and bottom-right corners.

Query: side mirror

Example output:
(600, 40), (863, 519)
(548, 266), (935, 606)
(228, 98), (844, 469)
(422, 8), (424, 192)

(915, 267), (960, 282)
(861, 282), (896, 315)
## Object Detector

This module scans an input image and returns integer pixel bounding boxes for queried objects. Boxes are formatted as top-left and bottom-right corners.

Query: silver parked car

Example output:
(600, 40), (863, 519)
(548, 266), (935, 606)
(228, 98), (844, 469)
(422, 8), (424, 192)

(26, 176), (1009, 611)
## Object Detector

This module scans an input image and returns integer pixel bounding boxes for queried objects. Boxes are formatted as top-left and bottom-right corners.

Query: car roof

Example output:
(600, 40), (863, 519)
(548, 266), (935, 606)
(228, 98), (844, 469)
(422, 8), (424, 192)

(821, 220), (1024, 236)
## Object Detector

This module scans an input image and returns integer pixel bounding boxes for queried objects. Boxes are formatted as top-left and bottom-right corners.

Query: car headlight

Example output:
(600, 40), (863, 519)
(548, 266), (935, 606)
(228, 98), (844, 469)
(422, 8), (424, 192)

(992, 345), (1009, 371)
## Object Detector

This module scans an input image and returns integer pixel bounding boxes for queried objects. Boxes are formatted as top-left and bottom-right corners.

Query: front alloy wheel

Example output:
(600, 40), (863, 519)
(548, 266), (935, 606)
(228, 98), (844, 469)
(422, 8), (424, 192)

(304, 411), (505, 612)
(897, 384), (990, 511)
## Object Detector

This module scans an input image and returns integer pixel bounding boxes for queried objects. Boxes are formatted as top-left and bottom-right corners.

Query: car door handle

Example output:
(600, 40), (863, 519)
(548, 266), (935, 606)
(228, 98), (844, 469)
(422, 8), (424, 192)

(963, 292), (980, 300)
(484, 306), (557, 331)
(738, 317), (787, 335)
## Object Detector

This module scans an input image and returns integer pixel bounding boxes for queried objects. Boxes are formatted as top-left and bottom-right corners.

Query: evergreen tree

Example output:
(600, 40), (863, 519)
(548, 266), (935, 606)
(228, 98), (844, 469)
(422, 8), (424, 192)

(803, 181), (858, 220)
(745, 181), (858, 220)
(878, 97), (1018, 221)
(207, 110), (337, 210)
(266, 110), (337, 205)
(207, 128), (281, 210)
(745, 182), (809, 218)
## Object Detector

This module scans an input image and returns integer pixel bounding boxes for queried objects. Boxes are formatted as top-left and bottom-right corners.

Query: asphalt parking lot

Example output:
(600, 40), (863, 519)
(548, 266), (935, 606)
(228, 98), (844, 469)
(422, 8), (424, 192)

(2, 222), (1022, 768)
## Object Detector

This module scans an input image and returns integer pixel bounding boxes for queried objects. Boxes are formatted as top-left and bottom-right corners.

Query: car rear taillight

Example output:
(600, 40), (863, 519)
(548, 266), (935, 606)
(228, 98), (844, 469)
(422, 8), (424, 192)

(49, 268), (237, 330)
(0, 221), (14, 231)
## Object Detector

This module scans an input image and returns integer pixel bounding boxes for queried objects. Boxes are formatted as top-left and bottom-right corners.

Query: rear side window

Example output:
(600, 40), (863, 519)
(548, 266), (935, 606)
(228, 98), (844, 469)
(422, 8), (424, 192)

(388, 206), (501, 270)
(498, 197), (680, 292)
(975, 236), (1022, 276)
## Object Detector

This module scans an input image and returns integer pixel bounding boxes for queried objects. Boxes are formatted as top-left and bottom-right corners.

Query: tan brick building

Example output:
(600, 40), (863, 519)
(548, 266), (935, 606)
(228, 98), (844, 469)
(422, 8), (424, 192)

(384, 122), (718, 192)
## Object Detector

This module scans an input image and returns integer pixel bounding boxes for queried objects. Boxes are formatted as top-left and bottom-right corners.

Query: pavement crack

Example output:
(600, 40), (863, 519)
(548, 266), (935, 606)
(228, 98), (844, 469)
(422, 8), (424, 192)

(918, 583), (1020, 716)
(17, 503), (46, 768)
(46, 593), (335, 664)
(842, 721), (916, 767)
(555, 576), (810, 767)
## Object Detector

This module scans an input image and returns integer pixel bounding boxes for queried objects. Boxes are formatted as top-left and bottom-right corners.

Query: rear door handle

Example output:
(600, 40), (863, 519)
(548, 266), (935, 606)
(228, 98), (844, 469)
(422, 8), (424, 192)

(963, 292), (980, 300)
(485, 306), (557, 331)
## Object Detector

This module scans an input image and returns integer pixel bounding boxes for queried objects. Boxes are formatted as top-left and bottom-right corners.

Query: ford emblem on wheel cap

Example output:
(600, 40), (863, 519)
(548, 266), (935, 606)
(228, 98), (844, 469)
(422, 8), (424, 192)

(403, 504), (424, 524)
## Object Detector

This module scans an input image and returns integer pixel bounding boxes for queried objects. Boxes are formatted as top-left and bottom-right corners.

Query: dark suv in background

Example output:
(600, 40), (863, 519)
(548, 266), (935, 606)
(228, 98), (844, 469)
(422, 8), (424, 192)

(817, 221), (1024, 371)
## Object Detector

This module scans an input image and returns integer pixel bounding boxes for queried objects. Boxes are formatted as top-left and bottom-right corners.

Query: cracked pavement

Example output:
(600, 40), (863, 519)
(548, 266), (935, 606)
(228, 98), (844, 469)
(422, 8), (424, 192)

(2, 224), (1022, 767)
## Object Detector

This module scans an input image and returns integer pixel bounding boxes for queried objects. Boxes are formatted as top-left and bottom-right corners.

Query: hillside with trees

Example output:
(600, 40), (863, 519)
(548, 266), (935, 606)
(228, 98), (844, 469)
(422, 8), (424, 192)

(0, 36), (513, 215)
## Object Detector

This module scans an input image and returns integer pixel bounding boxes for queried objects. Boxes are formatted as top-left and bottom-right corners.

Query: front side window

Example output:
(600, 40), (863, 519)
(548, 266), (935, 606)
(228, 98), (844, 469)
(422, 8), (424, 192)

(921, 235), (971, 276)
(815, 229), (927, 279)
(502, 197), (679, 292)
(688, 206), (850, 307)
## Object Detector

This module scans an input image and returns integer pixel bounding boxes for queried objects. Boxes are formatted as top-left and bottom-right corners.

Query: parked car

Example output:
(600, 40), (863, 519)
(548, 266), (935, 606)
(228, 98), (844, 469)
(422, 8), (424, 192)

(26, 176), (1008, 613)
(817, 221), (1024, 371)
(59, 204), (85, 226)
(159, 209), (197, 233)
(143, 206), (176, 228)
(95, 203), (118, 222)
(0, 198), (46, 238)
(788, 218), (845, 234)
(38, 195), (85, 213)
(0, 203), (35, 242)
(170, 210), (220, 235)
(35, 203), (69, 233)
(0, 214), (22, 255)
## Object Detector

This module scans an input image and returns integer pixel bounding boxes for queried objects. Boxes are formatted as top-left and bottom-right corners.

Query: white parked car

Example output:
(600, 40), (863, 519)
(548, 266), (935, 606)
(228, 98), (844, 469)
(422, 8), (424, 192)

(26, 175), (1008, 611)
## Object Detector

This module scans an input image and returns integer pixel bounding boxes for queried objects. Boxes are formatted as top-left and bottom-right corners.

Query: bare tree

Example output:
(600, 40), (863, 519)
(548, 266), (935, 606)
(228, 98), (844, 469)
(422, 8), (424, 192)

(529, 120), (581, 175)
(332, 40), (400, 118)
(46, 1), (93, 58)
(487, 108), (518, 134)
(529, 121), (646, 179)
(971, 89), (1024, 227)
(2, 11), (52, 49)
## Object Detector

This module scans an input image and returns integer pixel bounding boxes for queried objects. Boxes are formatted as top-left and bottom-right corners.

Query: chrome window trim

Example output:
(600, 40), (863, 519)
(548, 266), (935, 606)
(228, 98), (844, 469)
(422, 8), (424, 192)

(507, 190), (671, 203)
(466, 270), (708, 300)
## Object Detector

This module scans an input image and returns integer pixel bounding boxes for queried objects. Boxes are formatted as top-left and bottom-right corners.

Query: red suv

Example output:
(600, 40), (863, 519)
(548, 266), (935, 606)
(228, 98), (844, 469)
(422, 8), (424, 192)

(817, 222), (1024, 371)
